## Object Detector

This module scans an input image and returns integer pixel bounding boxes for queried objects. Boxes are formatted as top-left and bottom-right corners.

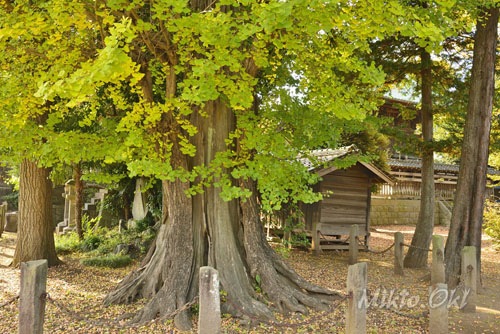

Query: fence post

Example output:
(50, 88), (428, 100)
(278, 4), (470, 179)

(349, 225), (359, 265)
(394, 232), (404, 275)
(19, 259), (48, 334)
(312, 222), (323, 256)
(461, 246), (477, 312)
(198, 266), (221, 334)
(346, 262), (367, 334)
(431, 235), (445, 285)
(0, 202), (7, 237)
(429, 283), (448, 334)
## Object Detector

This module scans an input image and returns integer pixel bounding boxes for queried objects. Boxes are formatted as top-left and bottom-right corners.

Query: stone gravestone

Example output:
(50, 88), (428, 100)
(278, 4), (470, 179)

(132, 178), (148, 221)
(4, 211), (17, 232)
(56, 180), (76, 234)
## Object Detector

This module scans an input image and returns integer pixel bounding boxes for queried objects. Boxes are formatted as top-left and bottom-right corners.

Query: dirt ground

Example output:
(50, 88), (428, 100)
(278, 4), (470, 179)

(1, 225), (499, 333)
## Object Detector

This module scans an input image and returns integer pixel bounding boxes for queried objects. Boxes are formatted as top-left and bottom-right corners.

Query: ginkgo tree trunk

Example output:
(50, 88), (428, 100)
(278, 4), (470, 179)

(104, 99), (337, 329)
(12, 159), (59, 267)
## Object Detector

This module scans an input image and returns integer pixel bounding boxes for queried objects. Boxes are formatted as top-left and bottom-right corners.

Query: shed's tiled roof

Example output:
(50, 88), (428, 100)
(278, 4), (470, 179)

(298, 146), (354, 170)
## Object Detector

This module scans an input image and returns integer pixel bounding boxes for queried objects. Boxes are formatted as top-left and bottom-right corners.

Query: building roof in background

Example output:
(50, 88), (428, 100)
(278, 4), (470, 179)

(388, 158), (500, 176)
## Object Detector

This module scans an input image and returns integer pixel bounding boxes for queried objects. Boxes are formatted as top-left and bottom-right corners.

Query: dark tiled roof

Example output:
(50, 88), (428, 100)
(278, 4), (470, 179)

(388, 158), (500, 176)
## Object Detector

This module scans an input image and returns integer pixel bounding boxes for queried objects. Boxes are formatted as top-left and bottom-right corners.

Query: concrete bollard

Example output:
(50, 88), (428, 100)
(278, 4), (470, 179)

(346, 262), (367, 334)
(198, 266), (221, 334)
(461, 246), (477, 313)
(394, 232), (404, 275)
(19, 260), (48, 334)
(431, 235), (445, 285)
(312, 222), (323, 256)
(349, 225), (359, 265)
(429, 283), (449, 334)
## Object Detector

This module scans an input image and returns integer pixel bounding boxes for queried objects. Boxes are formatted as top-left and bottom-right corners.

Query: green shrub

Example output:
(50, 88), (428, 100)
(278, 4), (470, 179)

(94, 229), (135, 255)
(55, 232), (82, 254)
(81, 254), (132, 268)
(484, 200), (500, 247)
(1, 190), (18, 210)
(82, 214), (101, 232)
(81, 235), (102, 252)
(135, 214), (155, 233)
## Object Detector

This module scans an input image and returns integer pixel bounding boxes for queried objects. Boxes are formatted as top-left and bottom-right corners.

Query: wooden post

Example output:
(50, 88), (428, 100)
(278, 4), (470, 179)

(19, 260), (48, 334)
(431, 235), (445, 285)
(461, 246), (477, 312)
(346, 262), (367, 334)
(365, 182), (372, 250)
(349, 225), (359, 265)
(394, 232), (404, 275)
(198, 266), (221, 334)
(0, 202), (6, 237)
(429, 283), (448, 334)
(312, 222), (323, 256)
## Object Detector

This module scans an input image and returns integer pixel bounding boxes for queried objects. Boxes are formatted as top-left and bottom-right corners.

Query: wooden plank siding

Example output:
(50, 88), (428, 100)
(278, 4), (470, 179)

(301, 183), (322, 231)
(319, 165), (369, 231)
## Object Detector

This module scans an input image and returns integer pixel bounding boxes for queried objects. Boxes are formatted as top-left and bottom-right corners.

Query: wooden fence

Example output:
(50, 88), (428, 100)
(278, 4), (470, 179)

(375, 182), (456, 200)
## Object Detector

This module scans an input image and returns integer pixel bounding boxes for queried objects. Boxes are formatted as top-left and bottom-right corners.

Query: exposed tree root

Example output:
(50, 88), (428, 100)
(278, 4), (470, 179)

(240, 180), (341, 317)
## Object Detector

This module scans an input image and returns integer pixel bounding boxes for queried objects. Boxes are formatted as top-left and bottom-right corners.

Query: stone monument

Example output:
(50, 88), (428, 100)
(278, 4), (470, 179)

(56, 180), (76, 234)
(131, 178), (148, 221)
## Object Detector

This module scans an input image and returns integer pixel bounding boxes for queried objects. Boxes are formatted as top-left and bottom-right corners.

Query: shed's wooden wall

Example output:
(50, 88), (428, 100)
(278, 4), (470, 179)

(304, 163), (371, 235)
(302, 183), (321, 231)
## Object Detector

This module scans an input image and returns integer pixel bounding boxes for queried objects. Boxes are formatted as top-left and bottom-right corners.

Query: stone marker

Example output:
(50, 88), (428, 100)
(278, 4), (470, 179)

(429, 283), (448, 334)
(394, 232), (404, 275)
(19, 260), (48, 334)
(312, 222), (323, 256)
(431, 235), (445, 285)
(198, 266), (221, 334)
(5, 212), (18, 232)
(349, 225), (359, 265)
(132, 178), (148, 221)
(56, 180), (76, 234)
(346, 262), (367, 334)
(461, 246), (477, 312)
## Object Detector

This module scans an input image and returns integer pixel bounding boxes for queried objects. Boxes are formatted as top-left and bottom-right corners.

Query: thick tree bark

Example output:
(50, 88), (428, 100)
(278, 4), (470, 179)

(104, 100), (338, 329)
(73, 163), (84, 239)
(444, 7), (499, 288)
(12, 159), (59, 267)
(404, 48), (435, 268)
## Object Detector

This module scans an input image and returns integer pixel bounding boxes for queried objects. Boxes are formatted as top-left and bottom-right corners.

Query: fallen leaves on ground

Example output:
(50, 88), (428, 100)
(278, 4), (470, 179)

(1, 225), (499, 333)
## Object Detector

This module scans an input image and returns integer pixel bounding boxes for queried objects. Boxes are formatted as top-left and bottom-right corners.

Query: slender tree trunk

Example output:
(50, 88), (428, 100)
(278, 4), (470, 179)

(444, 7), (498, 288)
(122, 193), (130, 221)
(104, 100), (338, 329)
(12, 159), (59, 267)
(73, 163), (84, 239)
(0, 203), (5, 238)
(404, 48), (435, 268)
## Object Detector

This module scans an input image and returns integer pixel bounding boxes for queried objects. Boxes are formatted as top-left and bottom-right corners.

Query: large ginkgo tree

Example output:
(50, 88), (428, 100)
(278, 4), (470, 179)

(2, 0), (460, 329)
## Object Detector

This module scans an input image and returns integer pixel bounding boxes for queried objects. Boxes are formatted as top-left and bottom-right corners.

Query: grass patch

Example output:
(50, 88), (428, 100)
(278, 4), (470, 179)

(81, 254), (132, 268)
(55, 232), (82, 254)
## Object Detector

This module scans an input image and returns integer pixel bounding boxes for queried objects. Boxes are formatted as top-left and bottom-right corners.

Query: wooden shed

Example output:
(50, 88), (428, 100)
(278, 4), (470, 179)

(299, 147), (394, 252)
